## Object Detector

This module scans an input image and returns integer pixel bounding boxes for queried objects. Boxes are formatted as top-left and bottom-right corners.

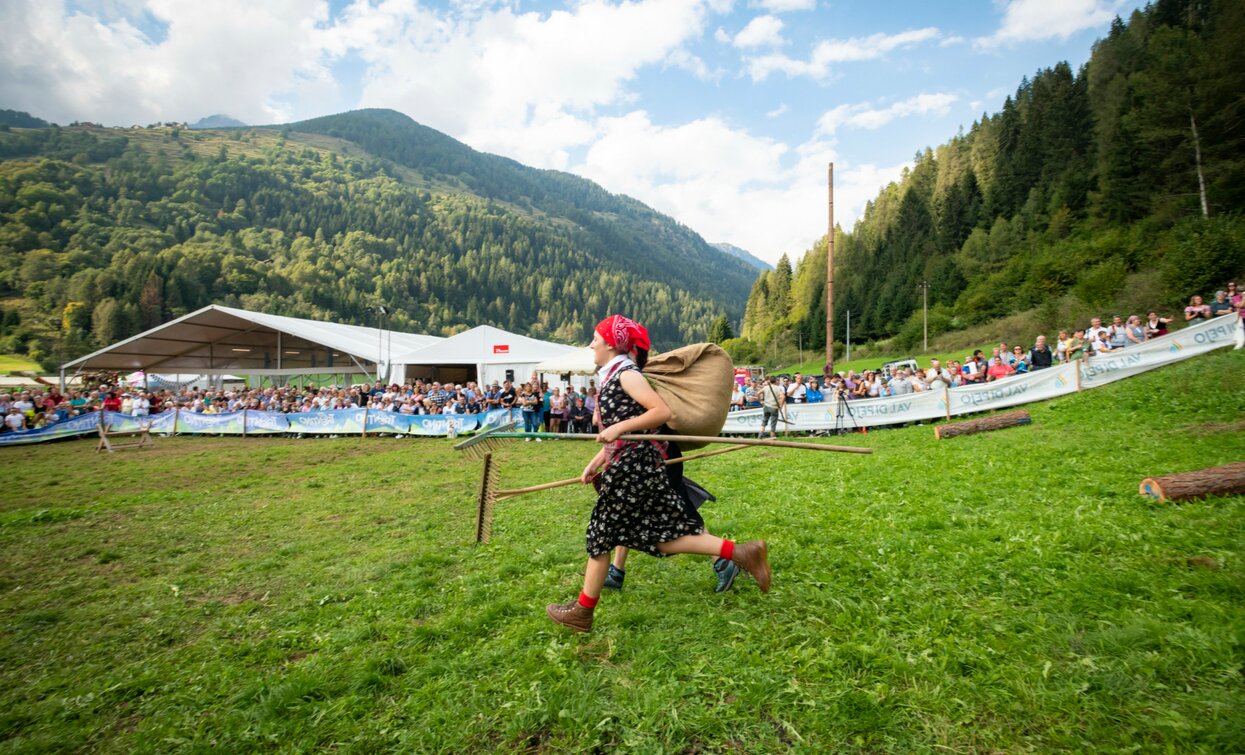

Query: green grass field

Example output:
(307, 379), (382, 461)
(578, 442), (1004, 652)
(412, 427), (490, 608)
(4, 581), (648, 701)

(0, 354), (40, 374)
(1, 349), (1243, 752)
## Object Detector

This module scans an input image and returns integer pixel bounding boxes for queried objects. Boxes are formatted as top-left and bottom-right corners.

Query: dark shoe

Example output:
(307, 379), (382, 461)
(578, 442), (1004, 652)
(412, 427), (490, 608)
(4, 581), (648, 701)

(713, 557), (739, 593)
(731, 540), (771, 593)
(546, 599), (594, 632)
(603, 564), (626, 591)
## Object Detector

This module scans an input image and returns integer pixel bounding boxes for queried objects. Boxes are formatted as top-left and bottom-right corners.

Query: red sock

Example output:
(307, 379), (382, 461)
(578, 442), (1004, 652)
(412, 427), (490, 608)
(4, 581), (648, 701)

(719, 539), (735, 561)
(578, 591), (599, 609)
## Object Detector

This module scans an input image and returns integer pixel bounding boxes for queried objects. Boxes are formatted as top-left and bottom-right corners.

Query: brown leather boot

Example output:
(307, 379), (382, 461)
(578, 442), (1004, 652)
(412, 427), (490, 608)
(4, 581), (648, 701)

(546, 599), (595, 632)
(731, 540), (771, 592)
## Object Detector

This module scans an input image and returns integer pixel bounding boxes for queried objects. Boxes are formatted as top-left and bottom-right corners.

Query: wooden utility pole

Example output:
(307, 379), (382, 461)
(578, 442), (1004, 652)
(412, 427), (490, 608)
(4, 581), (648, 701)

(824, 162), (834, 376)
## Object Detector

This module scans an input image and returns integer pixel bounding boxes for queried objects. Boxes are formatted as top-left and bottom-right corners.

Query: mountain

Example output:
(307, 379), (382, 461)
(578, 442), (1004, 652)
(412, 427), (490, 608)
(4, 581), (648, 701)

(190, 114), (246, 129)
(741, 0), (1245, 356)
(711, 242), (771, 271)
(0, 109), (51, 128)
(0, 109), (756, 369)
(282, 109), (757, 311)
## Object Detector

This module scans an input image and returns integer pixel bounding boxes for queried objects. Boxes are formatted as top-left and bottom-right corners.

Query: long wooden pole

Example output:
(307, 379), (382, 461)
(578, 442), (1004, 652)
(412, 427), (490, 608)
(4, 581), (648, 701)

(825, 162), (835, 376)
(483, 431), (871, 454)
(496, 444), (751, 500)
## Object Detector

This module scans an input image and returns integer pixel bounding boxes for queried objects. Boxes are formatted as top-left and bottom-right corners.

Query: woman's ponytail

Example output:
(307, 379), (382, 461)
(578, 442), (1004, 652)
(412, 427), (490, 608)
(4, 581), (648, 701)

(634, 347), (648, 371)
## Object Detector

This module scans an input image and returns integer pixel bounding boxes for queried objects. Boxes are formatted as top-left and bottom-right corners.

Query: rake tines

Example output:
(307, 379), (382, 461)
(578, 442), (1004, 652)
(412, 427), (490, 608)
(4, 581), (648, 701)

(455, 420), (519, 460)
(474, 452), (499, 544)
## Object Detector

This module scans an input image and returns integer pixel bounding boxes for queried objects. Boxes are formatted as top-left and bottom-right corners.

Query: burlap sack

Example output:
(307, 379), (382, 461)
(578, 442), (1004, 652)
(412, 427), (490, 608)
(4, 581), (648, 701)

(643, 343), (734, 450)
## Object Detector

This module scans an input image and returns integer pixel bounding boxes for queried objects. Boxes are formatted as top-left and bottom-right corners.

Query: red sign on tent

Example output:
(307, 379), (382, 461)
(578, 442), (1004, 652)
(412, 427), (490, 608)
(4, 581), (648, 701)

(493, 344), (510, 354)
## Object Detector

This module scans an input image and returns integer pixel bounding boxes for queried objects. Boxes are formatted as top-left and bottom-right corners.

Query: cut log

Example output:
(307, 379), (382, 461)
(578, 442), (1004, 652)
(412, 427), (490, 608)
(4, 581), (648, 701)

(1139, 462), (1245, 503)
(934, 410), (1031, 440)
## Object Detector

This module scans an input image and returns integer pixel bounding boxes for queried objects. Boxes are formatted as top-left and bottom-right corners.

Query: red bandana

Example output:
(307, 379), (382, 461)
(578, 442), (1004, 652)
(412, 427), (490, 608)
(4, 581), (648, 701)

(595, 315), (650, 355)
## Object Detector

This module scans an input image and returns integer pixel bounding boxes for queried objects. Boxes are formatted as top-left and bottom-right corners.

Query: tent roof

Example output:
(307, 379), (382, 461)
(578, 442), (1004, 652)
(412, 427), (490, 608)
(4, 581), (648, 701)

(393, 324), (577, 365)
(61, 304), (443, 373)
(534, 347), (597, 375)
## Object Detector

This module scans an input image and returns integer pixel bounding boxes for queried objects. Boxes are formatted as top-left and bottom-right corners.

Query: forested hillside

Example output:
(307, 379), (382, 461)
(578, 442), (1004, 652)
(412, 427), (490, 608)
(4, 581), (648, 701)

(0, 110), (756, 370)
(740, 0), (1245, 359)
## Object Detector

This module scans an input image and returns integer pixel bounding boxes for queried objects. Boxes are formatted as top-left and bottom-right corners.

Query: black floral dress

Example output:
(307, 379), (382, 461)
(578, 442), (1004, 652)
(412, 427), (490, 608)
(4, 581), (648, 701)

(585, 365), (705, 557)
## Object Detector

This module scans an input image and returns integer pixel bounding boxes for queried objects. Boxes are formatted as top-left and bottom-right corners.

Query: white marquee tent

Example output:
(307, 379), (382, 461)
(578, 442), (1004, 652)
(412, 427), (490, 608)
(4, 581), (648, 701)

(59, 304), (443, 387)
(391, 324), (580, 387)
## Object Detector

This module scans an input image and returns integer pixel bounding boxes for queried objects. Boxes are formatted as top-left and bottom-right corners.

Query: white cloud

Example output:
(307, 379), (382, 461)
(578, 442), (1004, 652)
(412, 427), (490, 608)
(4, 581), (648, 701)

(976, 0), (1122, 48)
(714, 26), (732, 43)
(340, 0), (710, 160)
(766, 103), (789, 118)
(745, 26), (940, 81)
(939, 34), (966, 47)
(0, 0), (337, 125)
(733, 15), (784, 48)
(816, 92), (958, 135)
(664, 49), (721, 82)
(753, 0), (816, 12)
(574, 111), (905, 263)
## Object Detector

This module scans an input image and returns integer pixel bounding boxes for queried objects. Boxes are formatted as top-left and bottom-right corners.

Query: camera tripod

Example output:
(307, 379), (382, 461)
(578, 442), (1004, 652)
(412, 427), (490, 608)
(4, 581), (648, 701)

(832, 390), (859, 436)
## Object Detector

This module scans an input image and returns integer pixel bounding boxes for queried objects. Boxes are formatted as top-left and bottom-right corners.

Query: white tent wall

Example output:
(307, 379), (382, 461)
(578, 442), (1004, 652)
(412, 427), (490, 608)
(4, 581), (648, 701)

(392, 325), (584, 389)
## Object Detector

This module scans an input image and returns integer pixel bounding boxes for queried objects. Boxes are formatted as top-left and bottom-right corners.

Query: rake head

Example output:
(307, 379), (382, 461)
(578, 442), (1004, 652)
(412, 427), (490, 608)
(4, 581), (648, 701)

(454, 419), (519, 460)
(474, 451), (499, 544)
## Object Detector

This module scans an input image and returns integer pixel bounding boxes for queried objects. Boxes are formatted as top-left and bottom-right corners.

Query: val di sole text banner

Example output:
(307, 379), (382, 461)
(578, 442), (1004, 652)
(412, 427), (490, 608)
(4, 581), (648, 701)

(2, 318), (1236, 446)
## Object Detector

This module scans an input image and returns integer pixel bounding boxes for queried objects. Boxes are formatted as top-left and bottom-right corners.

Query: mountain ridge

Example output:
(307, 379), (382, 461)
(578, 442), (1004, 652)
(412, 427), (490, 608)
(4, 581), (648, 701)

(711, 242), (771, 271)
(0, 108), (756, 368)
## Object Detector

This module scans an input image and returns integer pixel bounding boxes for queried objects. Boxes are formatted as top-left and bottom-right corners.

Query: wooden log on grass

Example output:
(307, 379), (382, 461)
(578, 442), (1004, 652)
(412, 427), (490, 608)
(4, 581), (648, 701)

(934, 410), (1031, 440)
(1138, 462), (1245, 503)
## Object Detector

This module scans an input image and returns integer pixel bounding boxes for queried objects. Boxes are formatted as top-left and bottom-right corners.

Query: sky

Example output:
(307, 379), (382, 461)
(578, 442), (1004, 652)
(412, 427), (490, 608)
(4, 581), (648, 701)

(0, 0), (1145, 265)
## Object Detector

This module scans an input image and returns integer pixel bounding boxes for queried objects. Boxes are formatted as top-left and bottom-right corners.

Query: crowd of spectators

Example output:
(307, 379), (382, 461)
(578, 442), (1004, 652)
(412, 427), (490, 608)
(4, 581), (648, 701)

(0, 375), (602, 435)
(731, 284), (1243, 411)
(3, 284), (1240, 435)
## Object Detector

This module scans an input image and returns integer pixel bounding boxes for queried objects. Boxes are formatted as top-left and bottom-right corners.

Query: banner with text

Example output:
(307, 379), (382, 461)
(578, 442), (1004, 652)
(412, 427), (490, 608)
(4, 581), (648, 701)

(2, 317), (1234, 446)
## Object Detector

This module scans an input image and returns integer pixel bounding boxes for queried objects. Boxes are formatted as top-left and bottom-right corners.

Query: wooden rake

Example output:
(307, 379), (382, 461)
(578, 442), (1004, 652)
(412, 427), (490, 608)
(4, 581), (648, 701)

(460, 423), (873, 543)
(472, 444), (750, 544)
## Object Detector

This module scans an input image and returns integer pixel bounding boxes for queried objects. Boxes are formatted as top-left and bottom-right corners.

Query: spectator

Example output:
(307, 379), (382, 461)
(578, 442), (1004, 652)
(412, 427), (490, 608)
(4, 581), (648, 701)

(1094, 330), (1116, 353)
(1086, 317), (1110, 343)
(549, 387), (566, 433)
(925, 359), (952, 390)
(888, 369), (913, 395)
(5, 406), (26, 433)
(805, 379), (824, 404)
(986, 357), (1014, 382)
(961, 351), (986, 384)
(1125, 315), (1146, 346)
(541, 384), (553, 432)
(730, 381), (744, 412)
(1144, 311), (1173, 338)
(908, 368), (927, 393)
(1055, 330), (1072, 363)
(1107, 316), (1129, 350)
(568, 397), (591, 433)
(1209, 290), (1234, 318)
(757, 376), (785, 439)
(1029, 336), (1053, 370)
(501, 380), (517, 418)
(853, 372), (872, 399)
(787, 373), (807, 404)
(519, 383), (541, 438)
(1185, 295), (1211, 321)
(1067, 330), (1086, 361)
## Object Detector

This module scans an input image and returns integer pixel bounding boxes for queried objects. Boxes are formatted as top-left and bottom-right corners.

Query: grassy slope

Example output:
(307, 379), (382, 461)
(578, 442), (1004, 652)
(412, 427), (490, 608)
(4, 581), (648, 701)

(0, 349), (1242, 753)
(0, 354), (39, 373)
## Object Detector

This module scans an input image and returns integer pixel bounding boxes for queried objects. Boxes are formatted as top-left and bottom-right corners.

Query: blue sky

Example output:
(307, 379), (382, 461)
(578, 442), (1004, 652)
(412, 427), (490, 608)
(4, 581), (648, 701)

(1, 0), (1143, 263)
